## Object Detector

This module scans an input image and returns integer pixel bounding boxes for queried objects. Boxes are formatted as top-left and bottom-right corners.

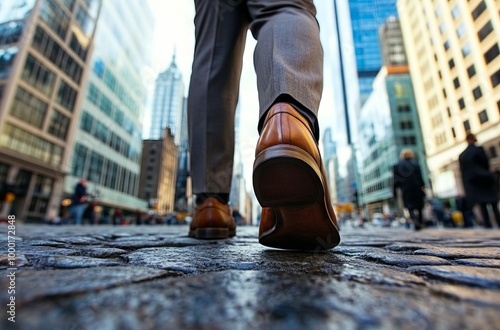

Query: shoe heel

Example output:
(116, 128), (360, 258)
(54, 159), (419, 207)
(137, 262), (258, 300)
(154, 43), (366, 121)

(253, 145), (324, 207)
(194, 228), (231, 239)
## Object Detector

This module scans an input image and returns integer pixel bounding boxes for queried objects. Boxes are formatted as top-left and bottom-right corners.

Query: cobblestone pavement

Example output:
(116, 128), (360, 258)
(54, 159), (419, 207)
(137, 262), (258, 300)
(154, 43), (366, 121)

(1, 224), (500, 329)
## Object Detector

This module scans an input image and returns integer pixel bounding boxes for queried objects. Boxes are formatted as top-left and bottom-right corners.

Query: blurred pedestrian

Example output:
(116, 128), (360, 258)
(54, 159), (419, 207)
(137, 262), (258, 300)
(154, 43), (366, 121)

(187, 0), (340, 250)
(68, 178), (88, 225)
(459, 133), (500, 228)
(393, 149), (426, 230)
(112, 208), (122, 226)
(135, 209), (142, 225)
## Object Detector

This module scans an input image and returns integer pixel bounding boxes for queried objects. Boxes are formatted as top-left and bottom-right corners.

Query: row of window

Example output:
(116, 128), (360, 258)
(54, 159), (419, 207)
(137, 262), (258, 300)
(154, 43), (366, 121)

(92, 60), (140, 116)
(87, 82), (140, 138)
(32, 26), (83, 84)
(0, 124), (63, 167)
(72, 143), (138, 196)
(9, 86), (72, 140)
(80, 111), (140, 162)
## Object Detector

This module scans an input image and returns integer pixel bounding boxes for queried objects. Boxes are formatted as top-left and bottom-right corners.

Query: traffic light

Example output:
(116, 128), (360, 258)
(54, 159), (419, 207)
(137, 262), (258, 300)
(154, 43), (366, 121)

(0, 183), (15, 202)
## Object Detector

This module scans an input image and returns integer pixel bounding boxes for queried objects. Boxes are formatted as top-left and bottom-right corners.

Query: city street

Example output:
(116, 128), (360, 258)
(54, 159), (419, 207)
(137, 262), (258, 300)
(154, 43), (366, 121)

(1, 224), (499, 329)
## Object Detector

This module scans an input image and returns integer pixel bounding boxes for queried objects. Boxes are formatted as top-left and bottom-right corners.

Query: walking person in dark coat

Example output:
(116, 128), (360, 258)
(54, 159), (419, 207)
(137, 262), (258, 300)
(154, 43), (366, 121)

(393, 149), (427, 230)
(68, 178), (88, 225)
(459, 133), (500, 228)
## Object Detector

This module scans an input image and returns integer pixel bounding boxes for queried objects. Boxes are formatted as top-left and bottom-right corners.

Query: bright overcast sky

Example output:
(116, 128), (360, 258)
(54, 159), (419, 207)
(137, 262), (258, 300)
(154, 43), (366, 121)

(147, 0), (338, 191)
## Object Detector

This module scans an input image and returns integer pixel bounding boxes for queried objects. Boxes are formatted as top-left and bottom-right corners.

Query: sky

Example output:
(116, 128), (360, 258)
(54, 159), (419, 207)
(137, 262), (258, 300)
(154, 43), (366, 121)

(147, 0), (340, 191)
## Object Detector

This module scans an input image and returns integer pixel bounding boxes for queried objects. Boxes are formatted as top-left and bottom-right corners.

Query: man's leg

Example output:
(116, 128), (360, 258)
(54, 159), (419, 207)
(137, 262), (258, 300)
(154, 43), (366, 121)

(187, 0), (249, 239)
(248, 1), (340, 250)
(479, 203), (493, 228)
(188, 0), (249, 197)
(74, 204), (86, 225)
(248, 0), (323, 138)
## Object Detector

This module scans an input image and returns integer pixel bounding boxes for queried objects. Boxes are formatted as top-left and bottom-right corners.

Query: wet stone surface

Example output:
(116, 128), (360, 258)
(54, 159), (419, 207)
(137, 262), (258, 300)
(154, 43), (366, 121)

(0, 224), (499, 329)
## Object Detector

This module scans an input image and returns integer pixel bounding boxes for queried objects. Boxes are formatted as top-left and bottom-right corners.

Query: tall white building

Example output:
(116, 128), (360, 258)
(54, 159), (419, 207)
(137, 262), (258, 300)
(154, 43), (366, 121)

(398, 0), (500, 198)
(64, 0), (155, 216)
(149, 54), (185, 144)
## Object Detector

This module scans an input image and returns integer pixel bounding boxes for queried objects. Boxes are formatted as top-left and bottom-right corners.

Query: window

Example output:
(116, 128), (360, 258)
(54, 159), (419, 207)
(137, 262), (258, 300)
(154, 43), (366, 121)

(72, 143), (88, 177)
(453, 77), (460, 89)
(88, 152), (103, 183)
(451, 4), (460, 19)
(48, 110), (70, 140)
(0, 124), (62, 166)
(32, 27), (83, 84)
(448, 58), (455, 69)
(80, 111), (93, 133)
(397, 104), (411, 112)
(399, 121), (414, 130)
(478, 21), (493, 42)
(21, 54), (55, 94)
(456, 23), (466, 38)
(94, 121), (108, 143)
(463, 120), (470, 132)
(99, 94), (112, 116)
(467, 65), (476, 78)
(462, 42), (471, 57)
(69, 33), (88, 60)
(87, 83), (99, 104)
(75, 4), (95, 36)
(39, 0), (70, 40)
(458, 98), (465, 110)
(484, 44), (499, 64)
(444, 40), (450, 51)
(10, 88), (47, 128)
(56, 79), (77, 111)
(472, 86), (482, 100)
(478, 110), (489, 124)
(491, 70), (500, 88)
(471, 1), (487, 21)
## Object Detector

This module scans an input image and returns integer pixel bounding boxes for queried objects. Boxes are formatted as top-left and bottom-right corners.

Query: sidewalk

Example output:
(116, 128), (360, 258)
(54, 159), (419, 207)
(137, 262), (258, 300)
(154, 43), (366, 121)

(1, 224), (500, 329)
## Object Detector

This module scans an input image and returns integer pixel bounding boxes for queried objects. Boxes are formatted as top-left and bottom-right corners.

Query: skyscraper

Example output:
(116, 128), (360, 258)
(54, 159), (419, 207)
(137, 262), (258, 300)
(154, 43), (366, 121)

(149, 54), (185, 144)
(64, 0), (155, 217)
(348, 0), (398, 103)
(0, 0), (101, 222)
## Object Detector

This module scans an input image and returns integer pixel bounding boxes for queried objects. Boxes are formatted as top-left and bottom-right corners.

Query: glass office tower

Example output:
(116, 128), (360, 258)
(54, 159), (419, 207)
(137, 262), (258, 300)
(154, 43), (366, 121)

(64, 0), (155, 219)
(348, 0), (398, 103)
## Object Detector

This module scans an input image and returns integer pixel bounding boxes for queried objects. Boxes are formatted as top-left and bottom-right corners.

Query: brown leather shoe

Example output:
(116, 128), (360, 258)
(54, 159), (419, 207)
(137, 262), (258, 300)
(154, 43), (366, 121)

(189, 197), (236, 239)
(253, 103), (340, 250)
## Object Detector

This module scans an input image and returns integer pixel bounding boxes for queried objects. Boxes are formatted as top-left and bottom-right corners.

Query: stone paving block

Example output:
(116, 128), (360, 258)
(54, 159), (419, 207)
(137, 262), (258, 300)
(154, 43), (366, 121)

(5, 270), (499, 330)
(0, 266), (168, 305)
(29, 255), (123, 269)
(409, 265), (500, 288)
(414, 246), (500, 259)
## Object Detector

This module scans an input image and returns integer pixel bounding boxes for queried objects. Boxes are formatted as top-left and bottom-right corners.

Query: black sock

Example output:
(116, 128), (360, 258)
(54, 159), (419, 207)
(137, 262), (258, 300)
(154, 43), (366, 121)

(196, 193), (229, 205)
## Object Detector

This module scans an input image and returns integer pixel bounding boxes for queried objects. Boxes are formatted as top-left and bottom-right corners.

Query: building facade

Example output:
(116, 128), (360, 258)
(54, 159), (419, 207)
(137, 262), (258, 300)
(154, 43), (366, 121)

(138, 128), (178, 215)
(359, 65), (428, 216)
(0, 0), (101, 222)
(398, 0), (500, 198)
(63, 0), (155, 217)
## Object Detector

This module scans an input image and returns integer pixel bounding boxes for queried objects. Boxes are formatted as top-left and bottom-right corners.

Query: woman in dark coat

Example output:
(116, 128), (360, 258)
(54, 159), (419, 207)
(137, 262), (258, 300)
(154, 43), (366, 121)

(393, 149), (426, 230)
(459, 133), (500, 228)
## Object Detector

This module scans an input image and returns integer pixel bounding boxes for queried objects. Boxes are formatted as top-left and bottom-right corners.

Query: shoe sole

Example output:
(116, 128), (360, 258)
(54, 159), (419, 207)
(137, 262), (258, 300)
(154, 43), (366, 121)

(189, 228), (236, 239)
(253, 145), (340, 250)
